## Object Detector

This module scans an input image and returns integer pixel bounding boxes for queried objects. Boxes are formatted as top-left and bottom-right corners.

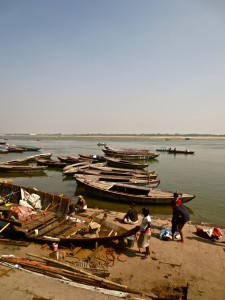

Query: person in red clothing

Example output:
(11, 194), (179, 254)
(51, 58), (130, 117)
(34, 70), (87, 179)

(171, 193), (190, 242)
(173, 192), (182, 208)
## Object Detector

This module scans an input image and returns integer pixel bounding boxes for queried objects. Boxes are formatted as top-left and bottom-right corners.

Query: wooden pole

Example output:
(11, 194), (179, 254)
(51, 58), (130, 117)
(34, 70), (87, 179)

(0, 222), (10, 233)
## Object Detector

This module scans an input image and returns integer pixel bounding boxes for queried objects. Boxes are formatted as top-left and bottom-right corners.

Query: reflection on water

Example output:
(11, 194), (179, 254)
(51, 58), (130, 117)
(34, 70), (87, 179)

(0, 172), (47, 178)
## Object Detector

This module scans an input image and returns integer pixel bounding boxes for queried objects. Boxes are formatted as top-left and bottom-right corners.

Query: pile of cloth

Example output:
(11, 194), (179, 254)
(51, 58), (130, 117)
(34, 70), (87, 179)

(196, 226), (223, 241)
(7, 188), (42, 220)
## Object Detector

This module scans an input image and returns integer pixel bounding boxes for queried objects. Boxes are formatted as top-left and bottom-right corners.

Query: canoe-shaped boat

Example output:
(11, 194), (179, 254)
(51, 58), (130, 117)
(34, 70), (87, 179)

(63, 162), (105, 175)
(57, 155), (90, 164)
(75, 175), (195, 205)
(76, 168), (158, 180)
(0, 148), (8, 153)
(1, 153), (53, 165)
(106, 157), (149, 169)
(78, 154), (106, 163)
(89, 164), (156, 177)
(102, 145), (152, 155)
(0, 183), (139, 246)
(156, 147), (170, 152)
(75, 173), (160, 187)
(15, 145), (41, 151)
(7, 146), (24, 153)
(168, 149), (195, 154)
(103, 151), (159, 160)
(0, 165), (47, 173)
(36, 158), (66, 168)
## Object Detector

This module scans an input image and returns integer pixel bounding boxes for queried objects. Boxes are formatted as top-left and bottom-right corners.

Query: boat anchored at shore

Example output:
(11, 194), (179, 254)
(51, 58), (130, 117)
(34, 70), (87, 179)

(74, 175), (195, 205)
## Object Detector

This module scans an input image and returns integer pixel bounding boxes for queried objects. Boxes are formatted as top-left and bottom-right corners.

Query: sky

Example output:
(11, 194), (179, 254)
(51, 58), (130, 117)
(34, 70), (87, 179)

(1, 0), (225, 135)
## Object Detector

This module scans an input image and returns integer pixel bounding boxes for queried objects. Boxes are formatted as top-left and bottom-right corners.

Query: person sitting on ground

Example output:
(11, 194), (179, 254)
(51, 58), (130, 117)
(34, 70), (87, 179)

(75, 195), (87, 213)
(123, 202), (138, 224)
(67, 203), (76, 216)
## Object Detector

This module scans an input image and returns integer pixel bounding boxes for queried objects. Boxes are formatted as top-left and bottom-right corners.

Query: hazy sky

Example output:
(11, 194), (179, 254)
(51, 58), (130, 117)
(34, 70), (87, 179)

(1, 0), (225, 135)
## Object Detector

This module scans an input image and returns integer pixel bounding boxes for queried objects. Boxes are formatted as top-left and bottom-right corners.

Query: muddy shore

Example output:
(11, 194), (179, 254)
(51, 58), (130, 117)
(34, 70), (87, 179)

(0, 209), (224, 300)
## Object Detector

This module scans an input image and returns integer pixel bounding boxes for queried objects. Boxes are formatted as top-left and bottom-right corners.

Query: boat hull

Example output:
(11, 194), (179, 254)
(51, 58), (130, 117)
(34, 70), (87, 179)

(75, 176), (195, 205)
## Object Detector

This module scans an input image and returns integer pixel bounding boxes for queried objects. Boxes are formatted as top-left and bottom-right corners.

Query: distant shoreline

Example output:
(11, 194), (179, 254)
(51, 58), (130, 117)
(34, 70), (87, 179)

(1, 134), (225, 140)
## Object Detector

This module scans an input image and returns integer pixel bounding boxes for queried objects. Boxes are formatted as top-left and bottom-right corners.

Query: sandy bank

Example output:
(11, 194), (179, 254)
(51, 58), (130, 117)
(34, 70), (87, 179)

(0, 210), (224, 300)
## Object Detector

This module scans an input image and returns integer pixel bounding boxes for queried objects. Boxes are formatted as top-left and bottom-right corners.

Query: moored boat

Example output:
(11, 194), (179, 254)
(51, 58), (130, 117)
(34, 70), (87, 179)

(36, 158), (66, 168)
(15, 145), (41, 151)
(106, 157), (149, 169)
(0, 165), (47, 173)
(1, 153), (53, 165)
(0, 183), (139, 246)
(74, 175), (195, 205)
(168, 148), (195, 154)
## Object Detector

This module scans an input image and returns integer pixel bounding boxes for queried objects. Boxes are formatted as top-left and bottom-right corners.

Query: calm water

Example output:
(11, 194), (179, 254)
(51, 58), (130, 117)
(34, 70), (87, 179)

(1, 136), (225, 226)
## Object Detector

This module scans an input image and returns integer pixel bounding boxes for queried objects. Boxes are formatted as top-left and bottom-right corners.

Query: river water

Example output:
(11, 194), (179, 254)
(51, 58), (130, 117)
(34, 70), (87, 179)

(0, 136), (224, 226)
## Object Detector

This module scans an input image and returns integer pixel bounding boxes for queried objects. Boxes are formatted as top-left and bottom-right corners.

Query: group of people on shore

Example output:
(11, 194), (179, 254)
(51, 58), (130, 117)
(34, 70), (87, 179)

(122, 193), (190, 257)
(67, 193), (190, 258)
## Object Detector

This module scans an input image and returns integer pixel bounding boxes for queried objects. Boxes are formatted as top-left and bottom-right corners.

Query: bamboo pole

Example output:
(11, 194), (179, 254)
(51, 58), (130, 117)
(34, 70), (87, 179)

(0, 222), (10, 233)
(26, 253), (140, 294)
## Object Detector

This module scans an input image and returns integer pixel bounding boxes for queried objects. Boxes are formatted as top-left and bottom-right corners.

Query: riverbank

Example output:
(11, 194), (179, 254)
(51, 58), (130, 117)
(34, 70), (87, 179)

(2, 134), (225, 140)
(0, 210), (224, 300)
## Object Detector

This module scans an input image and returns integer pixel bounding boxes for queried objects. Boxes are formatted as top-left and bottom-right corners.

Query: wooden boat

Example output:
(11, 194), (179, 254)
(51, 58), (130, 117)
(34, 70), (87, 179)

(77, 168), (158, 180)
(0, 148), (8, 153)
(75, 175), (196, 205)
(7, 146), (24, 152)
(106, 157), (148, 169)
(89, 164), (156, 176)
(36, 158), (66, 168)
(0, 165), (47, 173)
(1, 153), (53, 165)
(78, 154), (106, 163)
(167, 149), (195, 155)
(156, 147), (170, 152)
(57, 155), (90, 164)
(0, 183), (139, 246)
(15, 145), (41, 151)
(63, 162), (105, 175)
(104, 152), (159, 160)
(100, 146), (159, 160)
(102, 145), (152, 155)
(75, 174), (160, 187)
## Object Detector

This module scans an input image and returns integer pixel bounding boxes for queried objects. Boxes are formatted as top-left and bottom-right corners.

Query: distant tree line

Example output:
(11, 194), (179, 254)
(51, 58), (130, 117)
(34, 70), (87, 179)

(2, 133), (225, 137)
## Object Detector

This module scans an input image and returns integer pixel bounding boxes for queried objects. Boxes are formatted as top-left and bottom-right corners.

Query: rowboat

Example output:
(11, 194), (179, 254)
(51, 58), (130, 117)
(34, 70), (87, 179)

(78, 154), (106, 163)
(57, 155), (90, 164)
(0, 183), (139, 246)
(36, 158), (66, 168)
(0, 165), (47, 173)
(101, 145), (152, 155)
(156, 147), (170, 152)
(15, 145), (41, 151)
(89, 164), (156, 177)
(1, 153), (53, 165)
(75, 173), (160, 187)
(106, 157), (149, 169)
(104, 152), (159, 160)
(63, 162), (105, 175)
(0, 148), (8, 153)
(76, 168), (158, 180)
(168, 149), (195, 154)
(74, 175), (195, 205)
(7, 146), (24, 152)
